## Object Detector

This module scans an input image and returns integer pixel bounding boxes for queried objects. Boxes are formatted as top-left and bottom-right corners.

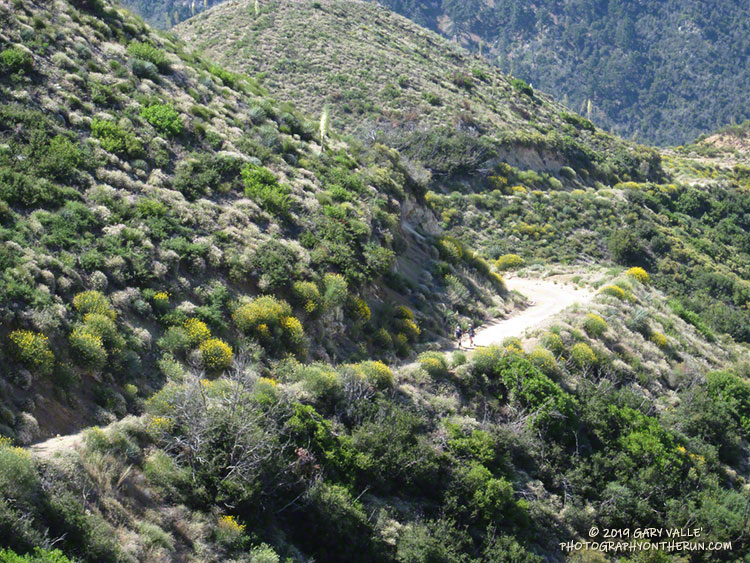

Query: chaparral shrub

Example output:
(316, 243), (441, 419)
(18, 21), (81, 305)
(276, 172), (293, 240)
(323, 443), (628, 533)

(8, 330), (54, 375)
(200, 338), (233, 372)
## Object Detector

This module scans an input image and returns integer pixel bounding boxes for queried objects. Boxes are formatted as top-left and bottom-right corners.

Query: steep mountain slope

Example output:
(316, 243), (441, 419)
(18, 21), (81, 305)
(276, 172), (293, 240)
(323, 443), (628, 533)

(176, 0), (662, 186)
(377, 0), (750, 146)
(0, 0), (512, 444)
(1, 0), (750, 562)
(127, 0), (750, 145)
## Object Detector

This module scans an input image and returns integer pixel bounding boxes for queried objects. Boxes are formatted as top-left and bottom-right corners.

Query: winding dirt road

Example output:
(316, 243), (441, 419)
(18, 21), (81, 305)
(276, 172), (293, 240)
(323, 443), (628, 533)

(470, 277), (594, 348)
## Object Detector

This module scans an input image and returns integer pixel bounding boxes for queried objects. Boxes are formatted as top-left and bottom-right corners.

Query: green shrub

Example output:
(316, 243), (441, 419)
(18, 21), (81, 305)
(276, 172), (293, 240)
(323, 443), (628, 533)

(357, 360), (394, 388)
(73, 290), (115, 320)
(583, 313), (608, 338)
(418, 351), (449, 377)
(251, 240), (298, 290)
(323, 273), (348, 308)
(422, 91), (441, 106)
(209, 64), (238, 88)
(542, 332), (565, 356)
(299, 364), (342, 404)
(8, 330), (54, 375)
(668, 300), (715, 342)
(140, 103), (183, 137)
(183, 318), (211, 345)
(157, 326), (191, 354)
(200, 338), (233, 372)
(127, 41), (169, 72)
(510, 78), (533, 96)
(0, 47), (33, 75)
(241, 164), (291, 215)
(599, 284), (627, 300)
(38, 135), (84, 181)
(0, 170), (61, 208)
(0, 547), (73, 562)
(90, 119), (143, 157)
(495, 254), (525, 271)
(570, 342), (597, 368)
(69, 328), (106, 369)
(131, 59), (159, 80)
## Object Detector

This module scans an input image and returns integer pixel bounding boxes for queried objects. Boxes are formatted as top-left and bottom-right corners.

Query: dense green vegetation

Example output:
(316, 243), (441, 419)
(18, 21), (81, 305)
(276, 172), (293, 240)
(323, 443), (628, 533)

(0, 0), (749, 561)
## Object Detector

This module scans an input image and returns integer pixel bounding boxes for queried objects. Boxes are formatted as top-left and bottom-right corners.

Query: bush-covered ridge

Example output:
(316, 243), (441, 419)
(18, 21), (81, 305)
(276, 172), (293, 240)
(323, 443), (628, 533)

(175, 0), (663, 187)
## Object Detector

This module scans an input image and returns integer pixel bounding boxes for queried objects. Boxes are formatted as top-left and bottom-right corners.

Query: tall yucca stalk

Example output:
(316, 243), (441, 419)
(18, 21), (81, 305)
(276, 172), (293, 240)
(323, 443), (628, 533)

(319, 106), (329, 149)
(254, 0), (260, 15)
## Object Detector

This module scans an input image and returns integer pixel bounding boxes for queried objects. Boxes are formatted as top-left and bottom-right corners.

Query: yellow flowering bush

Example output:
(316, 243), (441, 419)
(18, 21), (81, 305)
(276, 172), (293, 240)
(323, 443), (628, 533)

(437, 236), (464, 263)
(233, 295), (292, 335)
(147, 416), (173, 435)
(418, 351), (448, 377)
(394, 306), (414, 320)
(626, 267), (650, 284)
(502, 337), (524, 355)
(570, 342), (597, 368)
(357, 360), (394, 388)
(184, 318), (211, 345)
(216, 514), (248, 548)
(529, 347), (556, 373)
(8, 330), (54, 375)
(152, 291), (170, 310)
(200, 338), (233, 371)
(348, 296), (371, 322)
(219, 515), (245, 533)
(69, 327), (106, 369)
(490, 272), (507, 291)
(599, 285), (627, 300)
(583, 313), (608, 338)
(293, 280), (322, 314)
(495, 253), (525, 271)
(280, 316), (304, 346)
(472, 345), (502, 374)
(83, 313), (124, 350)
(650, 331), (668, 348)
(542, 332), (565, 356)
(397, 318), (420, 342)
(73, 290), (115, 320)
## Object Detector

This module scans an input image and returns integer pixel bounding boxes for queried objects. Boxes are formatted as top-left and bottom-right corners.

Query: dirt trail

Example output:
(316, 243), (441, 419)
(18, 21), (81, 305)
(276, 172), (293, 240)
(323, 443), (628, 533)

(469, 276), (594, 348)
(29, 432), (83, 459)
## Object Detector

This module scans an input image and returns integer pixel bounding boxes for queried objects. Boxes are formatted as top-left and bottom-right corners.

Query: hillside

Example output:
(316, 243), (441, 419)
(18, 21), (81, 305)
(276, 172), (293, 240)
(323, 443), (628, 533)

(0, 0), (515, 443)
(175, 0), (662, 187)
(1, 0), (750, 561)
(126, 0), (750, 145)
(377, 0), (750, 146)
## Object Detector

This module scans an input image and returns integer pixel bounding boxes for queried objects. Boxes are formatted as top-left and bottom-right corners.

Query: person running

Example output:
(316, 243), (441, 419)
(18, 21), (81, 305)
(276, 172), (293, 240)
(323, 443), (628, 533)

(454, 324), (463, 348)
(468, 323), (475, 348)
